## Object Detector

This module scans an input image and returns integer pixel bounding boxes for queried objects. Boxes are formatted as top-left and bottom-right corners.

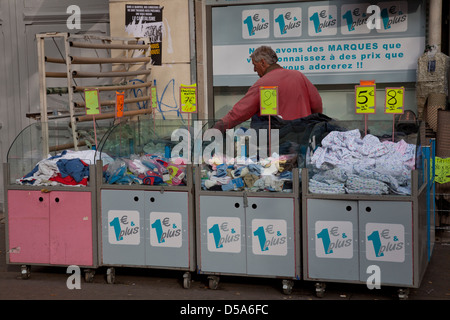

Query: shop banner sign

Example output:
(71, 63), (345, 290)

(212, 0), (425, 86)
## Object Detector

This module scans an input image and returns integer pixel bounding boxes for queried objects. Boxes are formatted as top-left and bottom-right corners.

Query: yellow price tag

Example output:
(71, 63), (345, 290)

(180, 84), (197, 113)
(355, 85), (376, 114)
(385, 87), (404, 114)
(84, 89), (101, 115)
(432, 157), (450, 184)
(151, 87), (157, 109)
(260, 86), (278, 116)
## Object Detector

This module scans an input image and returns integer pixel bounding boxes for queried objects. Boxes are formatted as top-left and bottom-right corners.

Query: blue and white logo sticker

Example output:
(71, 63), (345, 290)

(108, 210), (140, 245)
(273, 7), (302, 38)
(315, 221), (353, 259)
(252, 219), (287, 256)
(376, 1), (408, 33)
(150, 212), (182, 248)
(242, 9), (270, 39)
(340, 3), (372, 35)
(308, 5), (337, 36)
(365, 223), (405, 262)
(207, 216), (241, 253)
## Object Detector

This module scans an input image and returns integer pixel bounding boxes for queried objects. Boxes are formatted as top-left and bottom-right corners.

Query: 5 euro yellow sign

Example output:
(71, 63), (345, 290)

(355, 85), (376, 114)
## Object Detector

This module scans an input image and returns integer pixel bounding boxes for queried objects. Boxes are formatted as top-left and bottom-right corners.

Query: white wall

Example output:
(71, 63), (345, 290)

(109, 0), (195, 120)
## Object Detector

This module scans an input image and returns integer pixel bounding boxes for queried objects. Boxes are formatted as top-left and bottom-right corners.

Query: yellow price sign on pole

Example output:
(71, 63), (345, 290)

(355, 85), (376, 114)
(151, 86), (157, 109)
(385, 87), (404, 114)
(180, 84), (197, 113)
(84, 89), (101, 115)
(432, 157), (450, 184)
(260, 86), (278, 116)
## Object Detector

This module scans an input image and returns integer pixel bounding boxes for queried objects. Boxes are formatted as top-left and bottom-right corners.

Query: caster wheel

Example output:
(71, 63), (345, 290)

(282, 280), (294, 295)
(84, 269), (95, 283)
(20, 265), (30, 280)
(208, 276), (219, 290)
(398, 288), (409, 300)
(106, 268), (115, 284)
(183, 272), (191, 289)
(315, 282), (326, 298)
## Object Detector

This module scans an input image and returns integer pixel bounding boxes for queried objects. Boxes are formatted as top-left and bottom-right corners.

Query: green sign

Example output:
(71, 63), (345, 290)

(260, 86), (278, 116)
(432, 157), (450, 184)
(84, 89), (101, 115)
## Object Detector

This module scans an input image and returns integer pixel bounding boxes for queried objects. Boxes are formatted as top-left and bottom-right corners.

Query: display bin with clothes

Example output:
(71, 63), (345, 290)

(95, 116), (197, 288)
(301, 119), (436, 300)
(3, 121), (105, 281)
(195, 115), (332, 294)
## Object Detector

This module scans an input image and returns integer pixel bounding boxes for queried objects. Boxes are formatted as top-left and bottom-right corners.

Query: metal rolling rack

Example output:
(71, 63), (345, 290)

(35, 32), (153, 154)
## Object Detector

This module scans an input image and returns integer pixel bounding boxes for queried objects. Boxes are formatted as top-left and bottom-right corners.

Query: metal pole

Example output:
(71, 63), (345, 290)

(428, 0), (442, 52)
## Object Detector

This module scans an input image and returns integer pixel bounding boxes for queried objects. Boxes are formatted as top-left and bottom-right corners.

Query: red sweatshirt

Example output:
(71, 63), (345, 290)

(218, 65), (323, 130)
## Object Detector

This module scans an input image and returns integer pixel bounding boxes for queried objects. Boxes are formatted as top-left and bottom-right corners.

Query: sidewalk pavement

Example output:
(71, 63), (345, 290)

(1, 212), (449, 304)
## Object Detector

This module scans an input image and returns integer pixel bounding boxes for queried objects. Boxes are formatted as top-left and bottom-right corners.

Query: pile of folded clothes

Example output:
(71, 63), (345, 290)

(200, 153), (297, 192)
(103, 154), (187, 186)
(308, 129), (416, 195)
(18, 150), (112, 186)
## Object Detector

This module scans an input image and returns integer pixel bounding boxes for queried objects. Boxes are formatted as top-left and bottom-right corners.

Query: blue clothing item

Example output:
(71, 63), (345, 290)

(233, 166), (246, 177)
(221, 182), (234, 191)
(279, 171), (292, 179)
(247, 164), (262, 175)
(107, 165), (127, 184)
(216, 163), (228, 177)
(232, 177), (244, 189)
(56, 158), (89, 183)
(23, 150), (69, 179)
(221, 177), (244, 191)
(23, 165), (39, 179)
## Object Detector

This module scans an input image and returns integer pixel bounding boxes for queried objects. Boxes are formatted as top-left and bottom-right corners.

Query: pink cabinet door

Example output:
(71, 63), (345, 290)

(49, 191), (93, 266)
(7, 190), (50, 264)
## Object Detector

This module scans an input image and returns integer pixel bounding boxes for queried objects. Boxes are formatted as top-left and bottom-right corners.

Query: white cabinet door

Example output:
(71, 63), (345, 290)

(359, 201), (413, 286)
(198, 196), (246, 274)
(246, 197), (297, 277)
(306, 199), (359, 281)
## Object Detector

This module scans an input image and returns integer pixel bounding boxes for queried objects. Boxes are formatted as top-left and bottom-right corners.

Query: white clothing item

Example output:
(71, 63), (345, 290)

(309, 130), (416, 195)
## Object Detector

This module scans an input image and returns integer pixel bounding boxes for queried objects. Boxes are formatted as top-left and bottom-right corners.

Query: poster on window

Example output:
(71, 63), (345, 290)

(125, 4), (163, 65)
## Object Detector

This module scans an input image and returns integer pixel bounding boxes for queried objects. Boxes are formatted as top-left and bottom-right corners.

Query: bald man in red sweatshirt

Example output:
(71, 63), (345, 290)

(215, 45), (323, 131)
